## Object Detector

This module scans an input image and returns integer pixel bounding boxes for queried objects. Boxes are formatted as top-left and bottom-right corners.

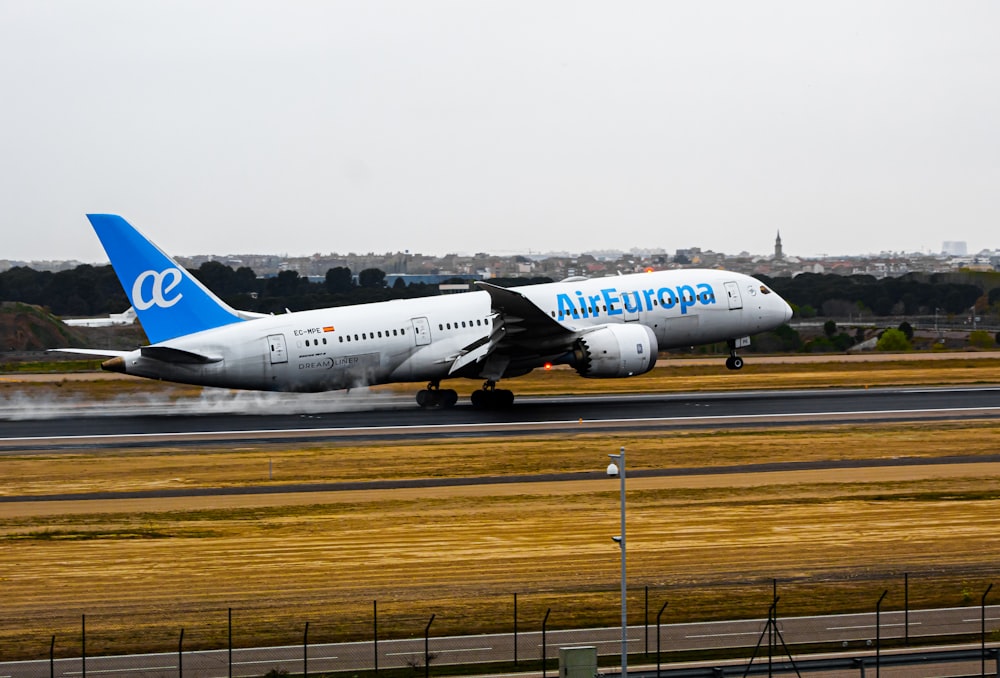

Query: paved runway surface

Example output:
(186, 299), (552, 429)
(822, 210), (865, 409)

(1, 386), (999, 448)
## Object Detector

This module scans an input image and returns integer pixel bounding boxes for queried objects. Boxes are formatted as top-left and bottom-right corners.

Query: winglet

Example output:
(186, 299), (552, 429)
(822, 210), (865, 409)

(86, 214), (244, 343)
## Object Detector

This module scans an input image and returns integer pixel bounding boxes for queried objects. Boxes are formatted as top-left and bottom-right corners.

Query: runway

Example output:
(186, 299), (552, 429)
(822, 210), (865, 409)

(1, 385), (999, 449)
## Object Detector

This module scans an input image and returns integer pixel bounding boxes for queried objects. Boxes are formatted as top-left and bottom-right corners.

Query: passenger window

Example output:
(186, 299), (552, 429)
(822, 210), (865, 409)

(462, 321), (466, 328)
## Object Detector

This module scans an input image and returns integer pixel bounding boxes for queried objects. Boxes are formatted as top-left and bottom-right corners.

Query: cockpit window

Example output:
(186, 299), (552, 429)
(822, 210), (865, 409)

(760, 285), (772, 295)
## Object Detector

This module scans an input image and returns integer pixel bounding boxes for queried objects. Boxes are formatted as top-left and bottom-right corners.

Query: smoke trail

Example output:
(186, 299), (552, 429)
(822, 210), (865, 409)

(0, 387), (412, 420)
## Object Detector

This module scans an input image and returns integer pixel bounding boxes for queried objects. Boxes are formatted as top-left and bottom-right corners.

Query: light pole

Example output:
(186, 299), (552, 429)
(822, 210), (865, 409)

(607, 446), (627, 677)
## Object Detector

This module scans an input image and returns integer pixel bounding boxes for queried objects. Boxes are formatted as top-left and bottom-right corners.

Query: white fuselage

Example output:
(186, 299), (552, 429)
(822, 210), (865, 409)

(113, 269), (791, 392)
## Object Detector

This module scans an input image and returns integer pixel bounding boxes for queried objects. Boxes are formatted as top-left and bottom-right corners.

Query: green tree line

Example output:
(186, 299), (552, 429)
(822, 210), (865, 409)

(759, 271), (997, 318)
(1, 263), (998, 320)
(0, 262), (554, 316)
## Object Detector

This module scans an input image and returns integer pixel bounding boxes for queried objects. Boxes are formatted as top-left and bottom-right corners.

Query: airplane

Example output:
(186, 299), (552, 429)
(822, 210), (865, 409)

(58, 214), (793, 409)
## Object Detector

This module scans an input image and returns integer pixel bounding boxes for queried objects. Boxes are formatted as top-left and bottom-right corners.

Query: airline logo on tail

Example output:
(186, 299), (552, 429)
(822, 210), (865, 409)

(87, 214), (244, 343)
(132, 268), (184, 310)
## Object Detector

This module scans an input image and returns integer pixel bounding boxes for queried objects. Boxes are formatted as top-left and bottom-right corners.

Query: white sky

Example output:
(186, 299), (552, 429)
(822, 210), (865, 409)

(2, 1), (998, 262)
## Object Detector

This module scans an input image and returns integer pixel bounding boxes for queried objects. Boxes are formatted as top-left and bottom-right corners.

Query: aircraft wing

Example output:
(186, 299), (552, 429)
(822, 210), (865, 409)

(474, 281), (575, 339)
(448, 282), (578, 378)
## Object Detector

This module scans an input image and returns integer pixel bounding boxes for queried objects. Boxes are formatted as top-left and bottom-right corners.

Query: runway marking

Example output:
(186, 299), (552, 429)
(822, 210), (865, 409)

(686, 631), (762, 638)
(4, 407), (1000, 444)
(63, 667), (175, 675)
(827, 623), (912, 630)
(386, 646), (492, 656)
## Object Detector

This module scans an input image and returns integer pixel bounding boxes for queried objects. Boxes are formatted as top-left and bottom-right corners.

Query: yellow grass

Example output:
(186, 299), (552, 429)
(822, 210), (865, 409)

(2, 421), (1000, 659)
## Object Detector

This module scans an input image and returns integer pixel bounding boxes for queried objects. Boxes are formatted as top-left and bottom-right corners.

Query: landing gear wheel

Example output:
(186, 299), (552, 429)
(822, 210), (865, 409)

(416, 383), (458, 409)
(471, 382), (515, 409)
(725, 355), (744, 370)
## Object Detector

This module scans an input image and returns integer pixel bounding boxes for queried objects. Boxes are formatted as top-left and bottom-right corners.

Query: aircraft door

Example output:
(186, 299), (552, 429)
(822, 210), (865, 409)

(410, 317), (431, 346)
(724, 282), (743, 310)
(623, 290), (640, 322)
(267, 334), (288, 364)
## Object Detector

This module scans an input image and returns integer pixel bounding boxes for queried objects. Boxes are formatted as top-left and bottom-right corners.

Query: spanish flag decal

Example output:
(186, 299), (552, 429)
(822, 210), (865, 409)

(323, 326), (335, 332)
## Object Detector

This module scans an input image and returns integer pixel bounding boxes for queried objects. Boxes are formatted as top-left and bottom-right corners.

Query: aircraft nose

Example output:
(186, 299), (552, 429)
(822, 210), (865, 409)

(781, 298), (793, 323)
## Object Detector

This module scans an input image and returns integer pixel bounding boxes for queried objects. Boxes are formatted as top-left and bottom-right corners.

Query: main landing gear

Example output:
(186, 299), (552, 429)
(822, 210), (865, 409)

(416, 381), (458, 409)
(471, 380), (514, 409)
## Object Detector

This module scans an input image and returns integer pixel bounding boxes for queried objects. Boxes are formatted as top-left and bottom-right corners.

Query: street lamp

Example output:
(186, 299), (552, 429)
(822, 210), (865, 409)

(607, 446), (627, 677)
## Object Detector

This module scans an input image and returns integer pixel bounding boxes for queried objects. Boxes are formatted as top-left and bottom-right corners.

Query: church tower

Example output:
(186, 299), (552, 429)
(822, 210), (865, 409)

(774, 231), (784, 260)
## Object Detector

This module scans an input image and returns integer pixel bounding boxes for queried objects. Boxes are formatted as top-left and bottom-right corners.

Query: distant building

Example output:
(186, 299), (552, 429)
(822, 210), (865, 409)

(942, 241), (967, 256)
(773, 231), (784, 260)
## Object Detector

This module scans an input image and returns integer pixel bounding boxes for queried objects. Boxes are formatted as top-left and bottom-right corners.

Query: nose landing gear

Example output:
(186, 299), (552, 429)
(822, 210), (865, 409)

(726, 337), (748, 370)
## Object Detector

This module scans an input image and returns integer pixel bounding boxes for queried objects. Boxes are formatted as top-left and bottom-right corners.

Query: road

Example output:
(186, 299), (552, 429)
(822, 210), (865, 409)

(3, 606), (999, 678)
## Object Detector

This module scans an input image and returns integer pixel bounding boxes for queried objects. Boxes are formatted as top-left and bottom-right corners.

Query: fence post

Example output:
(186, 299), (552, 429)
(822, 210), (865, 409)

(644, 585), (649, 657)
(50, 635), (55, 678)
(542, 608), (551, 678)
(228, 608), (233, 678)
(513, 592), (518, 667)
(304, 621), (310, 678)
(81, 614), (85, 678)
(373, 600), (378, 675)
(983, 583), (993, 677)
(875, 590), (887, 678)
(656, 602), (668, 678)
(904, 572), (909, 645)
(178, 628), (184, 678)
(424, 614), (435, 678)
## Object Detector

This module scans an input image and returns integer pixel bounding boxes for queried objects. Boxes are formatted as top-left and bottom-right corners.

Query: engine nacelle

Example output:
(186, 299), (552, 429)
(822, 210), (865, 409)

(573, 324), (659, 378)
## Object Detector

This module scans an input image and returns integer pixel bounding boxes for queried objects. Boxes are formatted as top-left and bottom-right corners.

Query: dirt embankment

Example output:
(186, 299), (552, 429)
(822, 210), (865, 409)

(0, 302), (88, 352)
(0, 302), (146, 358)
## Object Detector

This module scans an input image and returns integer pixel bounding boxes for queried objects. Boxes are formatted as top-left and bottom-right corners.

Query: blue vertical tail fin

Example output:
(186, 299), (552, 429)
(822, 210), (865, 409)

(86, 214), (244, 344)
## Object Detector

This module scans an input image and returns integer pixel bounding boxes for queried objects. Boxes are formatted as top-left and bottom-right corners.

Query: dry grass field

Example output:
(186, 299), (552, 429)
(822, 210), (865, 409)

(1, 355), (1000, 661)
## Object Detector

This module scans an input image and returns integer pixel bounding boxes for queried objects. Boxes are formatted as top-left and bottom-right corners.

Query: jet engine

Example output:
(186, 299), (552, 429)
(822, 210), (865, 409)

(573, 324), (658, 378)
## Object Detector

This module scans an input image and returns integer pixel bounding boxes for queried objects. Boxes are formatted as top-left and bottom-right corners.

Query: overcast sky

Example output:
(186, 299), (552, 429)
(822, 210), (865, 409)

(2, 1), (998, 263)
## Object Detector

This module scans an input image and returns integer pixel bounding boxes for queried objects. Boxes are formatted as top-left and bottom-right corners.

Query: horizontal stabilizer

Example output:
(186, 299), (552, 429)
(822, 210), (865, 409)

(140, 346), (222, 364)
(49, 348), (133, 358)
